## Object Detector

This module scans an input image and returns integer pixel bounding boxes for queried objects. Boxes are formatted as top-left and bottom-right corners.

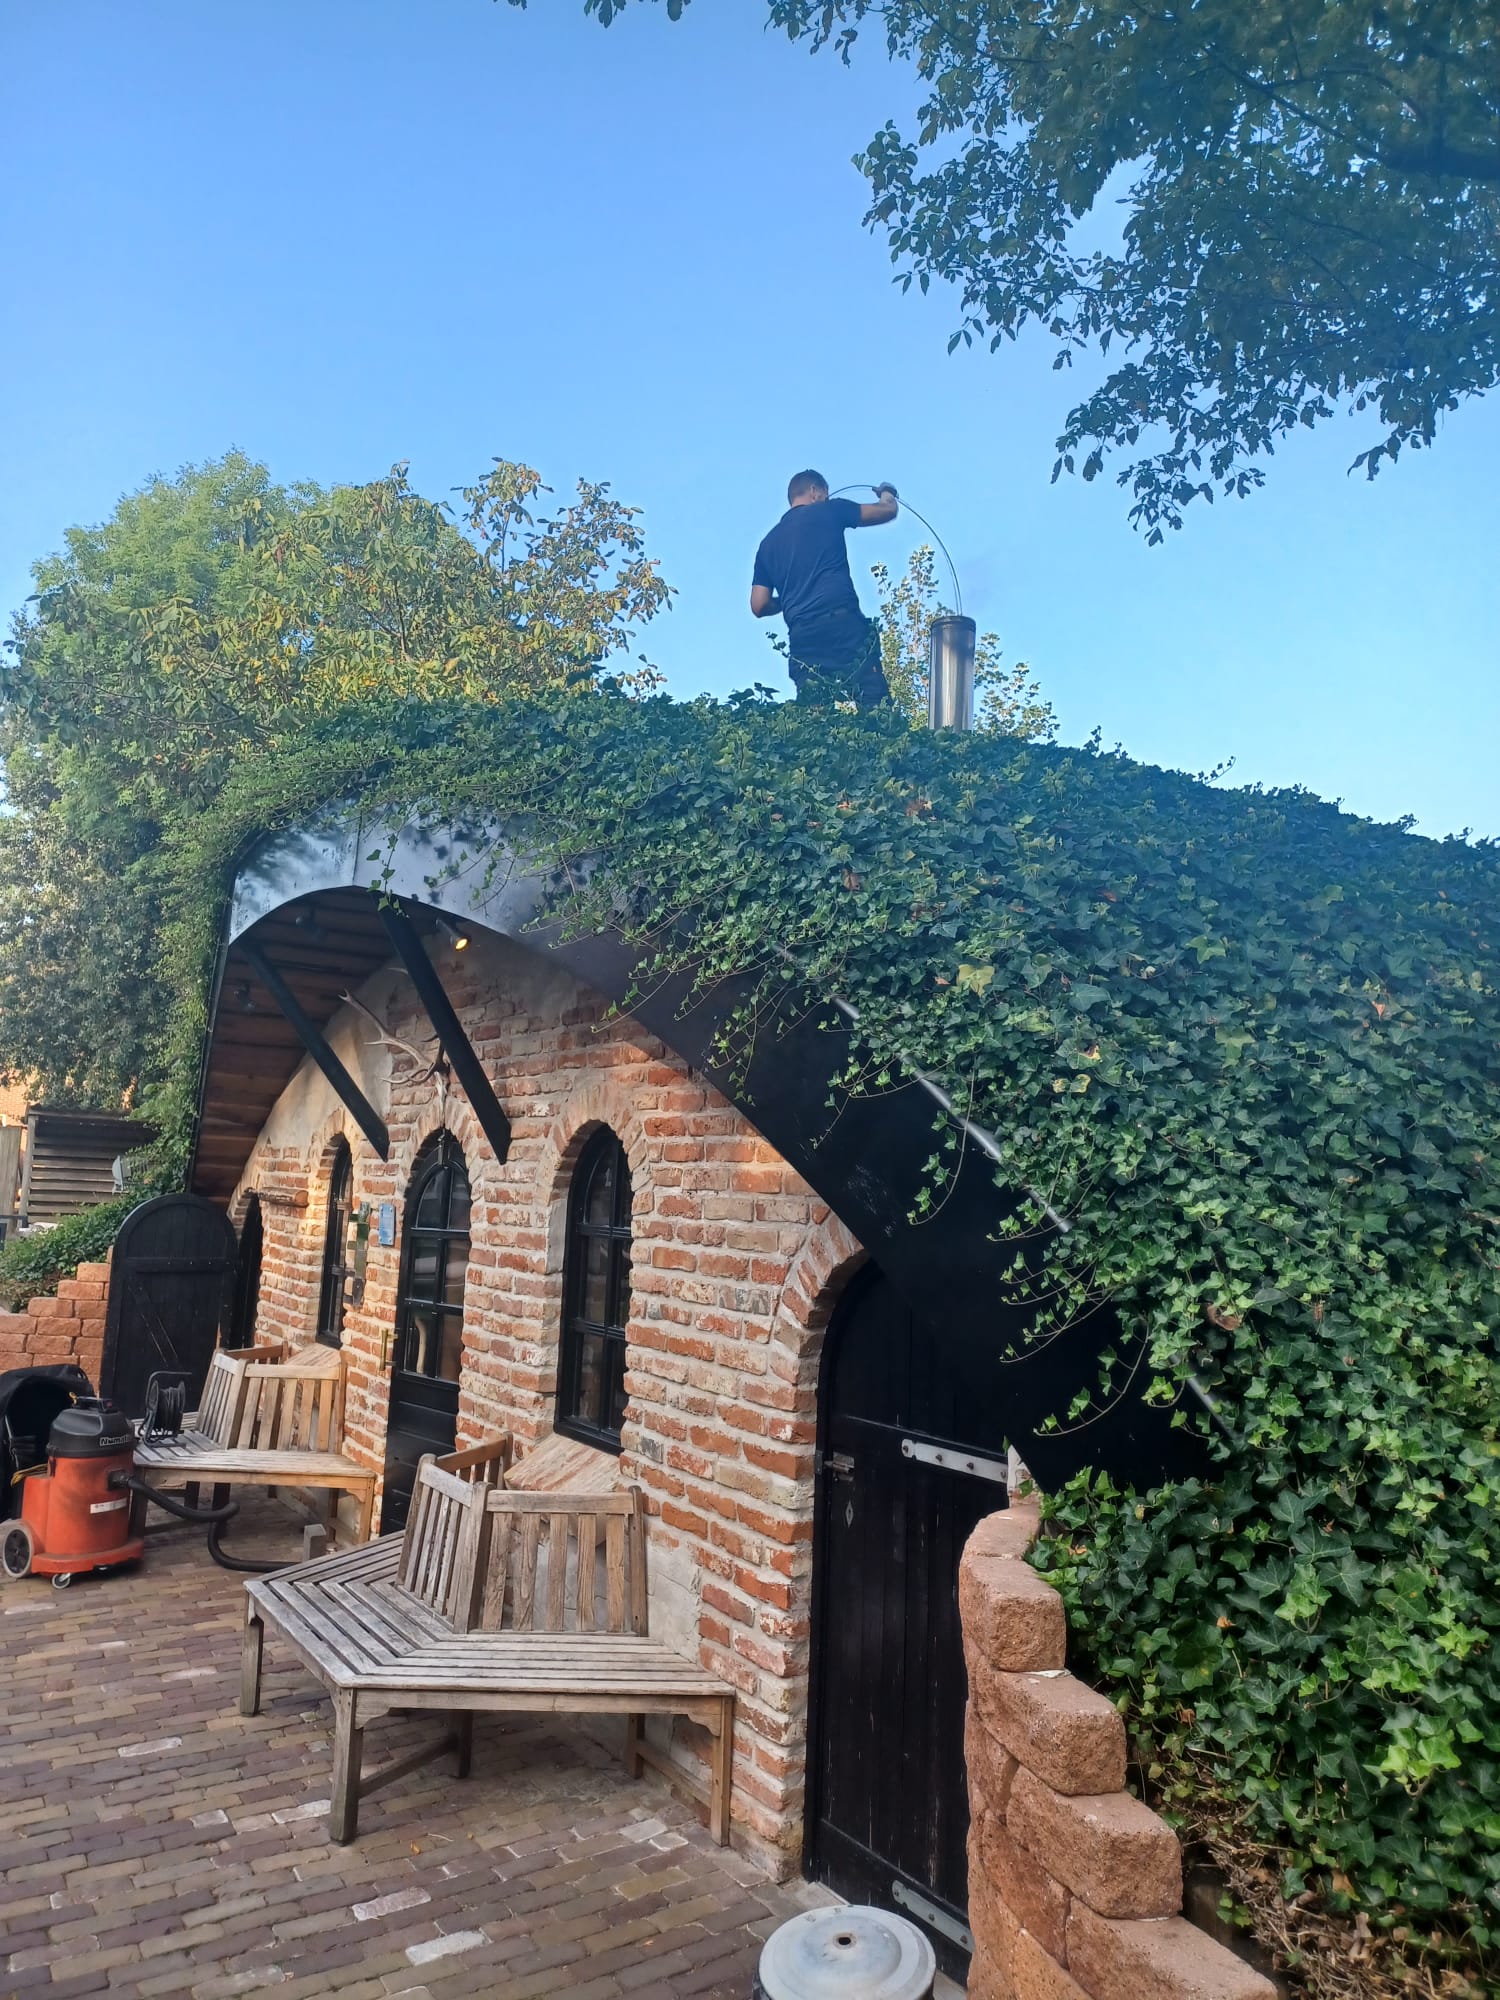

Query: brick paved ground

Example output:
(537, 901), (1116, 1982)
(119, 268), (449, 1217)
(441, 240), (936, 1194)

(1, 1500), (836, 1999)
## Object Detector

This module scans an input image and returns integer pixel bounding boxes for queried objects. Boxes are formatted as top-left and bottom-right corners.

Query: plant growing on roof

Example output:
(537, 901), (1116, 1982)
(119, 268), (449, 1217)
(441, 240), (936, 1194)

(145, 688), (1500, 1988)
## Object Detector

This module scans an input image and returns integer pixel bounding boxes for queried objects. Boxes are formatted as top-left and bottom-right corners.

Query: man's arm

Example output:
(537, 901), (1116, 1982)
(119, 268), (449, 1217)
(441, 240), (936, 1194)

(750, 584), (780, 619)
(856, 484), (899, 527)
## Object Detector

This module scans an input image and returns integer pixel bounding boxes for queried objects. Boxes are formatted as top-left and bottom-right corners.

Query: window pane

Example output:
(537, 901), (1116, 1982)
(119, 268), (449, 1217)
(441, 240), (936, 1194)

(607, 1338), (628, 1436)
(576, 1331), (606, 1429)
(415, 1170), (446, 1230)
(584, 1151), (616, 1227)
(447, 1172), (471, 1234)
(409, 1240), (440, 1300)
(403, 1308), (437, 1377)
(437, 1310), (464, 1384)
(611, 1239), (633, 1328)
(442, 1244), (467, 1309)
(580, 1233), (610, 1325)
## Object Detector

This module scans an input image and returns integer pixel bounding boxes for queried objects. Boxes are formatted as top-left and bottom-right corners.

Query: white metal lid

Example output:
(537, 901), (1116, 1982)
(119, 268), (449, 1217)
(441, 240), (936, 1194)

(756, 1905), (936, 2000)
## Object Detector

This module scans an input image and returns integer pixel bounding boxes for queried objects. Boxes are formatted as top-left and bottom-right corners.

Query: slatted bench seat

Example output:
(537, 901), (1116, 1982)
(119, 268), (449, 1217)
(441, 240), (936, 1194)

(240, 1440), (736, 1846)
(133, 1343), (376, 1546)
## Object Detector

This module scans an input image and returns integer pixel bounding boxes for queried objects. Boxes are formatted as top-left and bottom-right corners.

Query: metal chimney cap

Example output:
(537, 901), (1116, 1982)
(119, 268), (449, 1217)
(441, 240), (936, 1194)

(755, 1905), (936, 1999)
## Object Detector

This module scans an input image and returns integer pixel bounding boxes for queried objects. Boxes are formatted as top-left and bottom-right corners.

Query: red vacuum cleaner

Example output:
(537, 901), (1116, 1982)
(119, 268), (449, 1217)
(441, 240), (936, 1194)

(2, 1396), (145, 1587)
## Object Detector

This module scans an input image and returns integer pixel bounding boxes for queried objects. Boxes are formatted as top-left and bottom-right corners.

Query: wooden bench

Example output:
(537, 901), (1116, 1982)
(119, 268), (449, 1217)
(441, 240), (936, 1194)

(133, 1343), (377, 1546)
(240, 1441), (737, 1846)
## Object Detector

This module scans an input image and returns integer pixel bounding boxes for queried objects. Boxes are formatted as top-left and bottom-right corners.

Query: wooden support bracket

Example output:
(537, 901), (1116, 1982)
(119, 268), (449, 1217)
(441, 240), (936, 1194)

(378, 902), (512, 1164)
(239, 939), (390, 1162)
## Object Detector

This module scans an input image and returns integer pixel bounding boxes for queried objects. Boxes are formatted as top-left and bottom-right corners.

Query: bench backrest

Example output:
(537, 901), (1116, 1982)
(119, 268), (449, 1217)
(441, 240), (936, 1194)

(397, 1437), (513, 1629)
(232, 1347), (345, 1452)
(195, 1344), (283, 1444)
(476, 1486), (648, 1638)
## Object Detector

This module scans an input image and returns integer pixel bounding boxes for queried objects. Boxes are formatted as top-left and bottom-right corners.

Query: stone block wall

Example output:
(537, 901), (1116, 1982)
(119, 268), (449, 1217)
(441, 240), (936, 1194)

(962, 1503), (1276, 2000)
(0, 1260), (111, 1383)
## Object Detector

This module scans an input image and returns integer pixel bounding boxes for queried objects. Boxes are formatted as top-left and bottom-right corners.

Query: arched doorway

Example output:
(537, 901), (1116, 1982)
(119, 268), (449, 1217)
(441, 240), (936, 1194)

(99, 1194), (240, 1418)
(381, 1132), (471, 1533)
(806, 1262), (1014, 1975)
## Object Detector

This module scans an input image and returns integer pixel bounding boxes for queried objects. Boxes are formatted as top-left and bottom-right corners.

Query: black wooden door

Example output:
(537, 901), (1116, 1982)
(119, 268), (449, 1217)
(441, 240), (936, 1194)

(99, 1195), (239, 1418)
(381, 1138), (470, 1533)
(807, 1262), (1013, 1975)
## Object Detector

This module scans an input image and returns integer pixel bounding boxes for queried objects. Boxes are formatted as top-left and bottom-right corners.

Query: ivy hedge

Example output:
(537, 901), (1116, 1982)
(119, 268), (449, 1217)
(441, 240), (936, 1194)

(153, 690), (1498, 1970)
(0, 1194), (140, 1313)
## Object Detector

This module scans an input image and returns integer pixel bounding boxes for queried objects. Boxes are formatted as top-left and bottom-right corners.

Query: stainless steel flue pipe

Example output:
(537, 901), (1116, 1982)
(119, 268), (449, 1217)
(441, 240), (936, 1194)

(927, 615), (977, 730)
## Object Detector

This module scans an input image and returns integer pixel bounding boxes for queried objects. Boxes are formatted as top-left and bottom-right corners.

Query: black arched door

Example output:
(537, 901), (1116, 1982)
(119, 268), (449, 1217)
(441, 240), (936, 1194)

(99, 1195), (240, 1418)
(807, 1262), (1014, 1974)
(382, 1135), (470, 1533)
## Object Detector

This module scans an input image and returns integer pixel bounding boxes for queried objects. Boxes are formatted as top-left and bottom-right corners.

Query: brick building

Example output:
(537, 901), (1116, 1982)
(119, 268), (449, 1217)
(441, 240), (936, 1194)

(219, 923), (857, 1875)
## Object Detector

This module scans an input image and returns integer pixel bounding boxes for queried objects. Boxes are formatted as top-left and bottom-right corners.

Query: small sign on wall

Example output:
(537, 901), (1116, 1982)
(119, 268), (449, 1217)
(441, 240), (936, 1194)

(377, 1201), (396, 1247)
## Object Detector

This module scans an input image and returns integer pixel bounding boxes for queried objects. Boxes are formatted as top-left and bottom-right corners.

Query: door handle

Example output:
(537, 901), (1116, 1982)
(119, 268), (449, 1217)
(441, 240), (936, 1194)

(825, 1450), (856, 1482)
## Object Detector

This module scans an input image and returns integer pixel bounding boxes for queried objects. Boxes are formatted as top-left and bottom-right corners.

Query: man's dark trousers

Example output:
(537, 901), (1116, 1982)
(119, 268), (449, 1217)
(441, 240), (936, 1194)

(787, 610), (890, 709)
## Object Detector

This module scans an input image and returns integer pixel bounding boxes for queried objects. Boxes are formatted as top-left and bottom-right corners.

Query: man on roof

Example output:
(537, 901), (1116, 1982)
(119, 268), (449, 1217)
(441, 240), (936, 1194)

(751, 470), (899, 708)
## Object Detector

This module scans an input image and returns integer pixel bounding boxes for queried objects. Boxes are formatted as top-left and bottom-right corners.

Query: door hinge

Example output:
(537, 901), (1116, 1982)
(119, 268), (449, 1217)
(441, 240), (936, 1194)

(901, 1437), (1009, 1484)
(891, 1878), (974, 1954)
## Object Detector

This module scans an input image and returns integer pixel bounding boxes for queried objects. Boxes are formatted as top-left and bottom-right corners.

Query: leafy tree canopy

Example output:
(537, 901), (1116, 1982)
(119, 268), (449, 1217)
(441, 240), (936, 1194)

(0, 453), (671, 1101)
(532, 0), (1500, 537)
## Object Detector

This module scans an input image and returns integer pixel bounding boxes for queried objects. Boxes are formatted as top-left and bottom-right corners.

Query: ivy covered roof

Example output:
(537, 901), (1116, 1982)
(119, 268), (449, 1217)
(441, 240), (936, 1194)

(170, 692), (1499, 1951)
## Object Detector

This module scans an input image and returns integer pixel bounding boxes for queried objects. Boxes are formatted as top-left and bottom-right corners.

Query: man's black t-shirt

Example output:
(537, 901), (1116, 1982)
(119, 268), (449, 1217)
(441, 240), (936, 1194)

(752, 498), (864, 637)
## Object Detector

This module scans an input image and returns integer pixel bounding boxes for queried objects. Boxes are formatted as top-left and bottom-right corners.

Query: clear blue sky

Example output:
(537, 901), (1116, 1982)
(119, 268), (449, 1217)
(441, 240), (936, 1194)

(2, 0), (1496, 837)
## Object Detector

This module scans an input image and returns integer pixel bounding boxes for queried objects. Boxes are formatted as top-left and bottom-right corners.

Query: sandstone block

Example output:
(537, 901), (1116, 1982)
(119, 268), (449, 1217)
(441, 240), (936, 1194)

(961, 1548), (1067, 1672)
(969, 1860), (1024, 1991)
(1009, 1767), (1182, 1920)
(967, 1698), (1019, 1820)
(75, 1262), (112, 1282)
(967, 1501), (1040, 1563)
(58, 1278), (106, 1305)
(966, 1953), (1019, 2000)
(1066, 1905), (1279, 2000)
(29, 1295), (76, 1320)
(1012, 1925), (1092, 2000)
(24, 1334), (76, 1364)
(972, 1665), (1126, 1795)
(0, 1311), (33, 1334)
(976, 1806), (1070, 1960)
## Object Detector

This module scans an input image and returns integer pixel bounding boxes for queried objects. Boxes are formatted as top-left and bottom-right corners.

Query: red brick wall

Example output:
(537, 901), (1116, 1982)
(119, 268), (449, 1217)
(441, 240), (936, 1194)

(960, 1505), (1277, 2000)
(0, 1260), (111, 1383)
(229, 933), (862, 1872)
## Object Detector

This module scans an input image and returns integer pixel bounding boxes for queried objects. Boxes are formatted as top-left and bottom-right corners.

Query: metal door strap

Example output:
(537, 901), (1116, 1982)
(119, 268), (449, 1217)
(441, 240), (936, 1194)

(900, 1438), (1008, 1484)
(891, 1879), (974, 1953)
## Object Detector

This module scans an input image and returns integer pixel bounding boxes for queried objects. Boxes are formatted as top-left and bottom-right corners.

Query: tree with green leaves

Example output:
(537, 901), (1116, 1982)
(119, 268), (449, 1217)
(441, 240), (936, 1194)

(530, 0), (1500, 538)
(871, 544), (1056, 737)
(0, 452), (670, 1103)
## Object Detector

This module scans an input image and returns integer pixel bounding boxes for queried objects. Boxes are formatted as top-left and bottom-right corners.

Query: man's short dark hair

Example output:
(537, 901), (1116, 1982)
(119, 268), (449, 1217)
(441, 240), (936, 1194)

(788, 469), (829, 504)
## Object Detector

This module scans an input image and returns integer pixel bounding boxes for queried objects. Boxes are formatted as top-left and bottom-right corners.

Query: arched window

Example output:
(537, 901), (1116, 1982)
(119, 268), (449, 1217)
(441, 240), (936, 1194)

(316, 1139), (354, 1348)
(230, 1194), (263, 1349)
(557, 1128), (632, 1452)
(393, 1133), (471, 1390)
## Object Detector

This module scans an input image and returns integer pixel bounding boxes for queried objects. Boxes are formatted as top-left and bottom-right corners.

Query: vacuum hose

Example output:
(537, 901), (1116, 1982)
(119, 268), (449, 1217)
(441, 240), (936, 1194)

(109, 1471), (286, 1575)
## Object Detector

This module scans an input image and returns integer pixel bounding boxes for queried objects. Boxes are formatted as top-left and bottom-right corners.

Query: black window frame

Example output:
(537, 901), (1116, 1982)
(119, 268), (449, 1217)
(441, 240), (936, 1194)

(392, 1131), (471, 1391)
(556, 1127), (633, 1454)
(315, 1138), (355, 1348)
